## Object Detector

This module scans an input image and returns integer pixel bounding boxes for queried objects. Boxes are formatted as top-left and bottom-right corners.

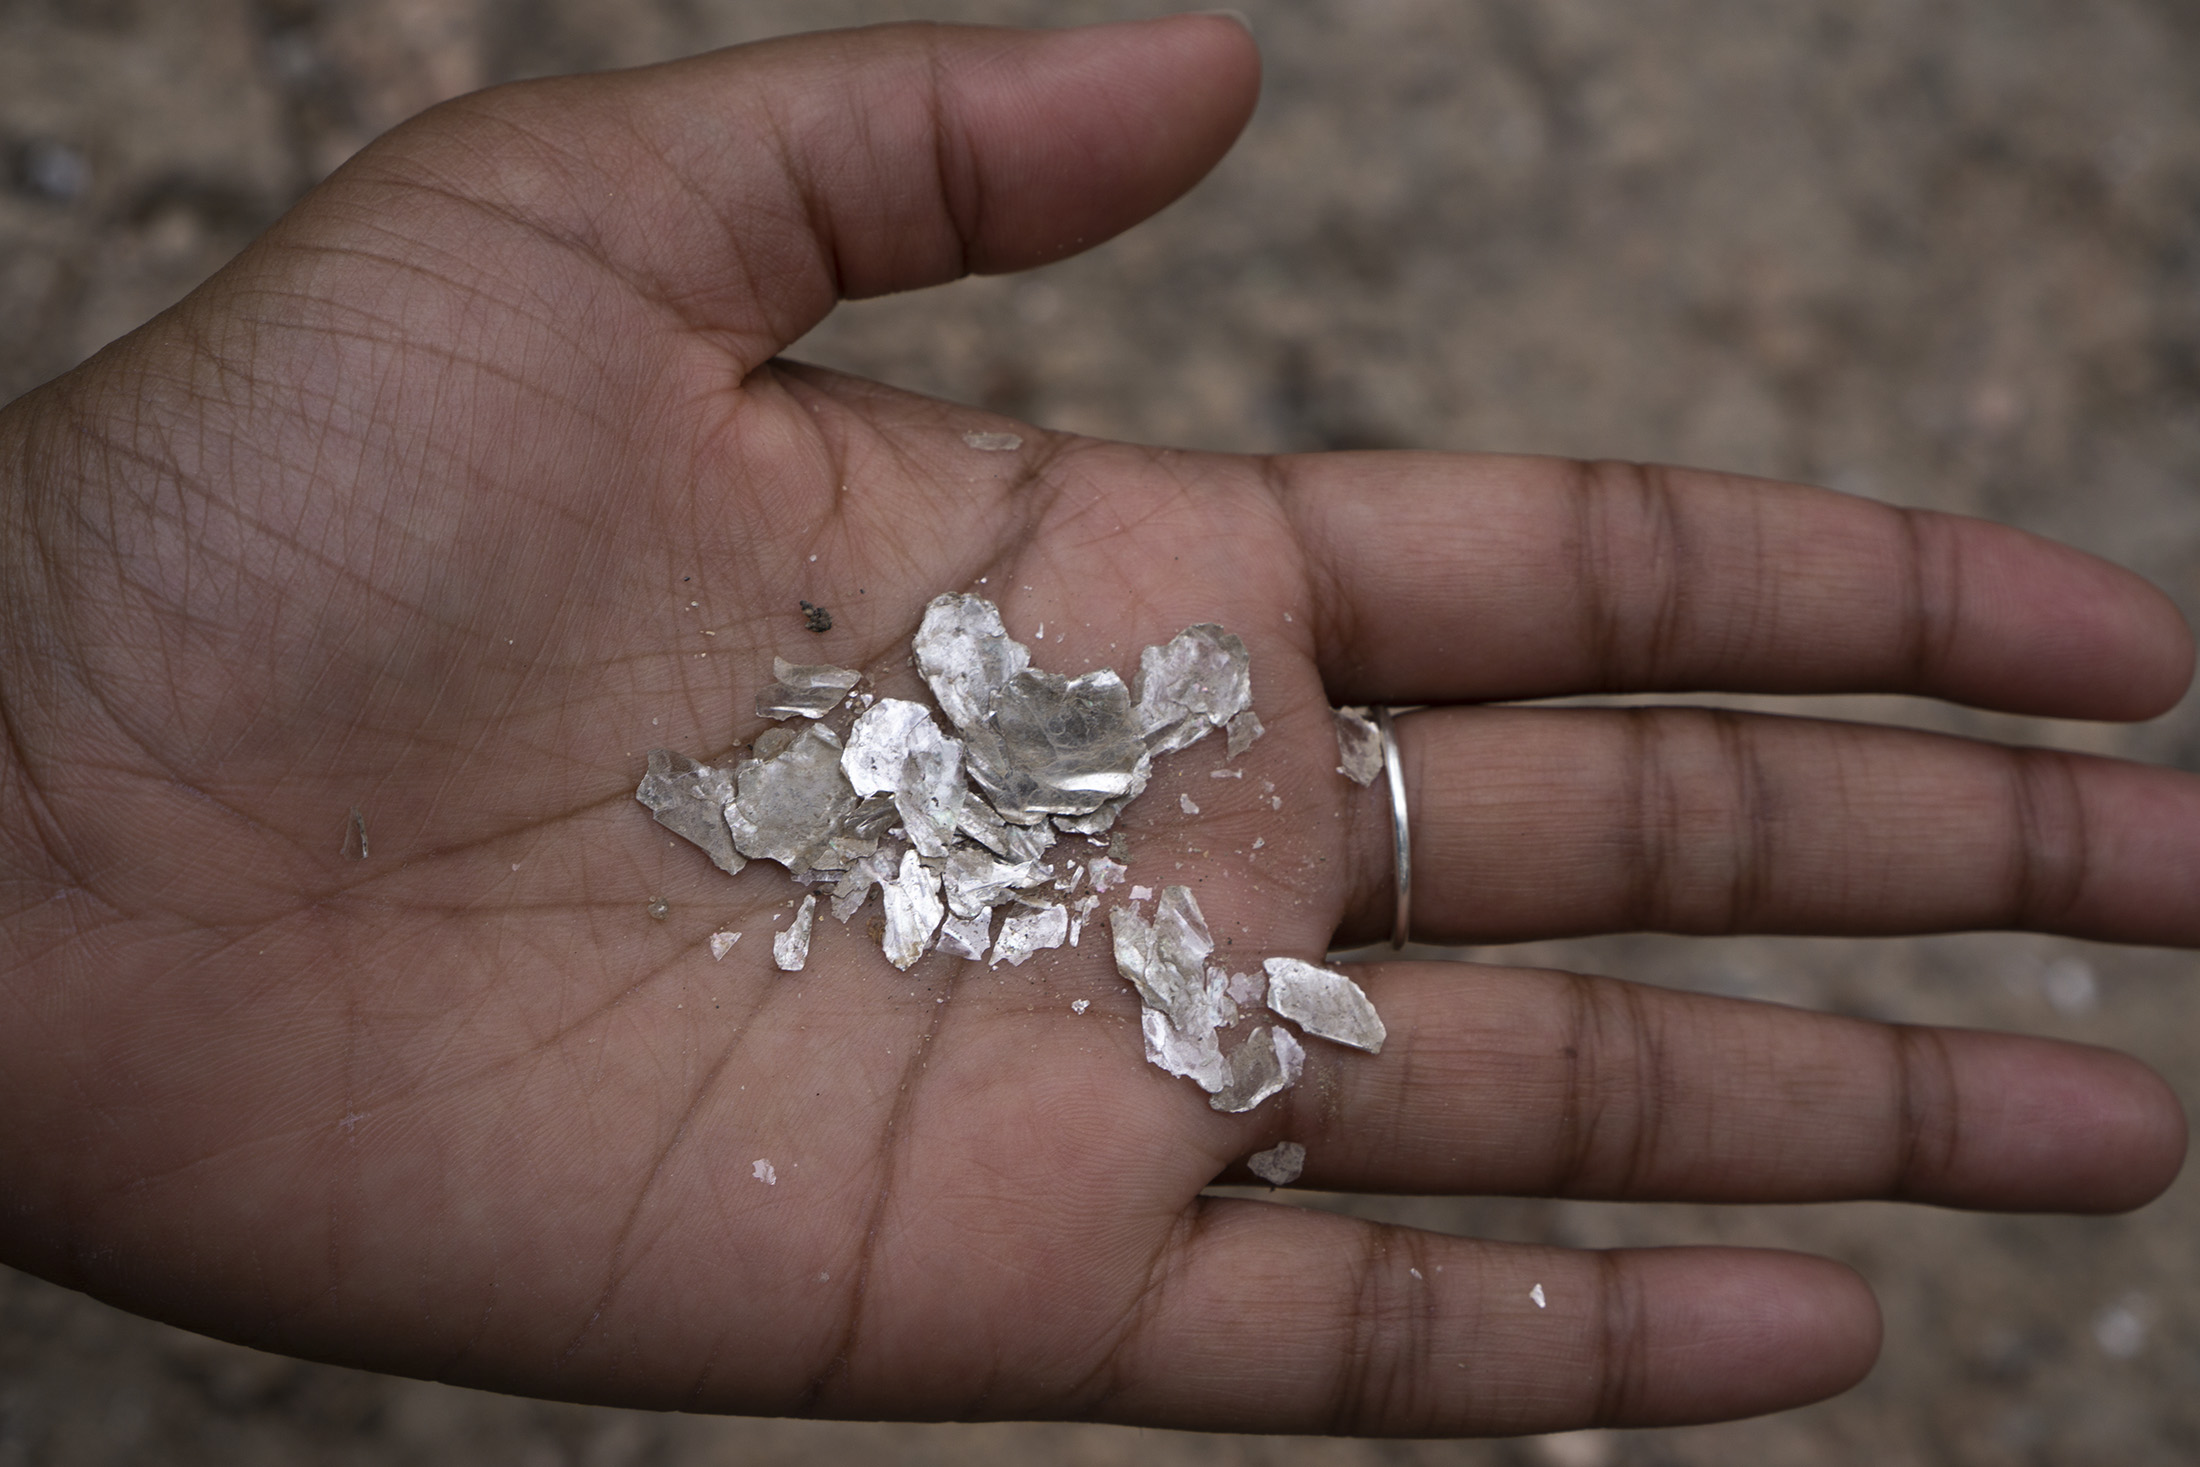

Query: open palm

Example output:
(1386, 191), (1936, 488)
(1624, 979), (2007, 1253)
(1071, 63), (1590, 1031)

(3, 17), (2195, 1436)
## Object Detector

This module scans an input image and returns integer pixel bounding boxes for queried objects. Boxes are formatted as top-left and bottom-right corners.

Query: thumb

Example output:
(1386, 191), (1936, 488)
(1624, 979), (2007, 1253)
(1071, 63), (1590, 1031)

(345, 15), (1262, 371)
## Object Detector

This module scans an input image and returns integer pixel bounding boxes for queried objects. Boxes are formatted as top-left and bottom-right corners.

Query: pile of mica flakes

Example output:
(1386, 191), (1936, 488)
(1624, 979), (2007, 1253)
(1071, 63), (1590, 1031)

(635, 593), (1386, 1116)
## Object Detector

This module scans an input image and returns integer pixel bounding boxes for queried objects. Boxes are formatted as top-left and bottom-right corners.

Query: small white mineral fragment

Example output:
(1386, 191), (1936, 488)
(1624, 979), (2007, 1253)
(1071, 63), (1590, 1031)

(1071, 998), (1090, 1014)
(990, 903), (1069, 967)
(962, 430), (1024, 452)
(773, 895), (817, 971)
(1333, 706), (1384, 786)
(635, 749), (745, 875)
(1246, 1140), (1306, 1186)
(1133, 624), (1253, 755)
(1210, 1025), (1305, 1113)
(913, 593), (1030, 733)
(880, 849), (944, 970)
(934, 908), (993, 961)
(1088, 856), (1127, 892)
(1179, 793), (1200, 815)
(1263, 957), (1387, 1053)
(841, 699), (966, 858)
(755, 657), (863, 720)
(1224, 970), (1266, 1006)
(708, 930), (741, 960)
(1531, 1284), (1547, 1309)
(753, 1159), (777, 1185)
(1226, 709), (1265, 758)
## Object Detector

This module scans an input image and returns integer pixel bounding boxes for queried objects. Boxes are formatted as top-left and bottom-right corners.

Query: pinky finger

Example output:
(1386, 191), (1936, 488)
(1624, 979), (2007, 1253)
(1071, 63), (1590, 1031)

(1097, 1200), (1881, 1436)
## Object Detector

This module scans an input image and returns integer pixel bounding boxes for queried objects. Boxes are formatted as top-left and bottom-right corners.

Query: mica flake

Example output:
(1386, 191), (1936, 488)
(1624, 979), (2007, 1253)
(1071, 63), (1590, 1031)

(879, 849), (944, 971)
(1333, 707), (1384, 786)
(841, 698), (966, 857)
(1210, 1026), (1304, 1114)
(1263, 957), (1387, 1053)
(755, 656), (863, 720)
(773, 895), (817, 971)
(990, 904), (1069, 967)
(1246, 1141), (1306, 1186)
(1134, 624), (1252, 755)
(635, 750), (746, 875)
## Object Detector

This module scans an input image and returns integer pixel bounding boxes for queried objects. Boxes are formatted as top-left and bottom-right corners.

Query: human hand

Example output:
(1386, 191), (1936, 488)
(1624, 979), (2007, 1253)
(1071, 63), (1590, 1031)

(1, 14), (2192, 1435)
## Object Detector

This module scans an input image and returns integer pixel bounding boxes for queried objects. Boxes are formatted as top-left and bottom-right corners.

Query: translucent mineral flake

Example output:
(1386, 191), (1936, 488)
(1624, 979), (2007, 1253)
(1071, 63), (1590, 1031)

(1179, 793), (1200, 816)
(880, 849), (944, 971)
(1071, 998), (1090, 1015)
(1246, 1140), (1306, 1186)
(1141, 1006), (1231, 1093)
(935, 909), (993, 961)
(1225, 709), (1265, 758)
(829, 847), (896, 923)
(709, 930), (741, 960)
(1224, 970), (1266, 1006)
(753, 1159), (777, 1185)
(635, 749), (746, 875)
(773, 895), (817, 972)
(964, 668), (1149, 820)
(1110, 886), (1219, 1032)
(1263, 957), (1387, 1053)
(1333, 706), (1384, 786)
(942, 845), (1051, 918)
(1088, 856), (1127, 892)
(1133, 624), (1252, 755)
(755, 656), (862, 720)
(1210, 1026), (1304, 1113)
(990, 903), (1069, 967)
(841, 699), (966, 857)
(726, 724), (859, 874)
(962, 430), (1024, 452)
(913, 593), (1030, 733)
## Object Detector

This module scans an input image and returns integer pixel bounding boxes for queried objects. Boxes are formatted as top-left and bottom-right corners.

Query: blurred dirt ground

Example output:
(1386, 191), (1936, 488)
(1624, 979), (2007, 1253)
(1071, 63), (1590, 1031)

(4, 1), (2199, 1463)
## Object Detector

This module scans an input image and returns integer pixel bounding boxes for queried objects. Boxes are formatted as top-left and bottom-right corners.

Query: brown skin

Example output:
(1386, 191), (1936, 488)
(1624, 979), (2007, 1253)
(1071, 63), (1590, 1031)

(0, 16), (2192, 1435)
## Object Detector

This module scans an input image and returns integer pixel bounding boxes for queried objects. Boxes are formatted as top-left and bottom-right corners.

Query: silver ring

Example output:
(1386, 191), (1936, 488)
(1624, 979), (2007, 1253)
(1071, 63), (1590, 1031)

(1378, 706), (1410, 949)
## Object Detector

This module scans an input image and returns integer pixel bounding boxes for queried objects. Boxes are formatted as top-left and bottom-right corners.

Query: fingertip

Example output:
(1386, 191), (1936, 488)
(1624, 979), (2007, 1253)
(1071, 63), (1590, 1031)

(1630, 1249), (1881, 1425)
(1941, 1035), (2188, 1213)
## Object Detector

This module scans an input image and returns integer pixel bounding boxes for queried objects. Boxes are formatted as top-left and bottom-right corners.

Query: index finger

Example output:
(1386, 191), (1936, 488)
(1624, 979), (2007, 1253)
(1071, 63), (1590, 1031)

(1280, 454), (2194, 718)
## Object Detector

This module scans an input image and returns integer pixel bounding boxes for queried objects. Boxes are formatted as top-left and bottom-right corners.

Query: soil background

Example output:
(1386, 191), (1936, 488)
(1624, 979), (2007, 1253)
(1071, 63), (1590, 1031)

(5, 1), (2200, 1464)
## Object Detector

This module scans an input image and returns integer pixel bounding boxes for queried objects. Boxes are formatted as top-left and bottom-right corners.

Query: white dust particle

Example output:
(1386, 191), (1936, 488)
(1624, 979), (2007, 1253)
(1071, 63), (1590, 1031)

(1530, 1283), (1546, 1308)
(1180, 794), (1200, 815)
(752, 1159), (777, 1186)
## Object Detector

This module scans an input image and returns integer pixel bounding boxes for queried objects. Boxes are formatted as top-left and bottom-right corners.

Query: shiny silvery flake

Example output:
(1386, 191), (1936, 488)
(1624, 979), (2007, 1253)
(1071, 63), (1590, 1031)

(942, 845), (1050, 918)
(829, 846), (897, 923)
(1224, 970), (1266, 1006)
(1110, 887), (1218, 1030)
(1333, 706), (1384, 786)
(965, 668), (1150, 819)
(709, 930), (741, 960)
(774, 895), (817, 972)
(936, 909), (993, 961)
(880, 848), (944, 970)
(842, 699), (966, 857)
(1246, 1140), (1306, 1186)
(1210, 1025), (1305, 1114)
(1087, 856), (1127, 892)
(755, 656), (863, 720)
(726, 724), (860, 874)
(1263, 957), (1387, 1053)
(635, 749), (746, 875)
(1052, 794), (1132, 835)
(1140, 1006), (1231, 1092)
(954, 795), (1016, 857)
(1225, 709), (1265, 758)
(990, 904), (1068, 967)
(1133, 624), (1252, 755)
(914, 593), (1030, 733)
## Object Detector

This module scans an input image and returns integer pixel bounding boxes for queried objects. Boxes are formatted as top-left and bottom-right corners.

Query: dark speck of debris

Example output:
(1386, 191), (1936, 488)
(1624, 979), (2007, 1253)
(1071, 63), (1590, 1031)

(801, 601), (833, 633)
(647, 898), (670, 920)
